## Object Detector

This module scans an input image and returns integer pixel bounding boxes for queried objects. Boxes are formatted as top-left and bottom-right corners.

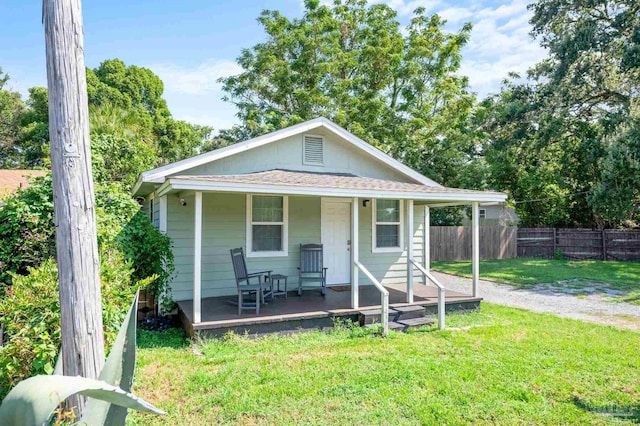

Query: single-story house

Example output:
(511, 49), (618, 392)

(133, 118), (506, 333)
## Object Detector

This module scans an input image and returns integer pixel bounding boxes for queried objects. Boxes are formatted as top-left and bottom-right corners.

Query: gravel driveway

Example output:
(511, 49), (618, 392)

(433, 271), (640, 330)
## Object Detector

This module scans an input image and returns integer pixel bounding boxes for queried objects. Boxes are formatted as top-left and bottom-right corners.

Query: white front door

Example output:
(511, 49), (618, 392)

(321, 199), (351, 285)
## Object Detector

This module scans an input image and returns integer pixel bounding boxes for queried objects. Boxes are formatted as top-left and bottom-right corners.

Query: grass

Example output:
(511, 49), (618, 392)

(432, 258), (640, 304)
(130, 305), (640, 425)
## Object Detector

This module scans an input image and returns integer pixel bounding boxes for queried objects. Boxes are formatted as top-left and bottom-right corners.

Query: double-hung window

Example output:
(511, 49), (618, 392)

(372, 199), (403, 253)
(247, 194), (288, 257)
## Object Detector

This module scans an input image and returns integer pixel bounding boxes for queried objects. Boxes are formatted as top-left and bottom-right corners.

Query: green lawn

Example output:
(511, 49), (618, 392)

(130, 305), (640, 425)
(432, 258), (640, 304)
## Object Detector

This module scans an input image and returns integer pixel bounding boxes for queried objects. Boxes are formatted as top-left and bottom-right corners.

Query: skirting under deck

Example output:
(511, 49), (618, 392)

(177, 284), (481, 337)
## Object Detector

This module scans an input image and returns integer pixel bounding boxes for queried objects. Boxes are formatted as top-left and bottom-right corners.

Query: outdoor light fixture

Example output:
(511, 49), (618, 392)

(363, 199), (370, 207)
(180, 198), (187, 206)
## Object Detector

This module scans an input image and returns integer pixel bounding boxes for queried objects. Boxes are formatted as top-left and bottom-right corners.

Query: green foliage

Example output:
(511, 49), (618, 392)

(0, 252), (144, 397)
(0, 68), (24, 168)
(95, 186), (174, 308)
(91, 133), (156, 188)
(220, 0), (476, 187)
(18, 87), (50, 167)
(0, 260), (59, 393)
(87, 59), (213, 169)
(0, 294), (164, 425)
(0, 175), (55, 284)
(0, 175), (174, 302)
(478, 0), (640, 227)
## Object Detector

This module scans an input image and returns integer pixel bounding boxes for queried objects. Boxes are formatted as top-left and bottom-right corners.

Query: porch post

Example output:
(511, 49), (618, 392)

(423, 205), (430, 283)
(406, 199), (414, 303)
(351, 197), (359, 309)
(193, 191), (202, 323)
(472, 201), (480, 298)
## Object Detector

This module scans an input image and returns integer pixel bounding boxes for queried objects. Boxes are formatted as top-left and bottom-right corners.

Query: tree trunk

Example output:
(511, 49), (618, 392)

(43, 0), (105, 415)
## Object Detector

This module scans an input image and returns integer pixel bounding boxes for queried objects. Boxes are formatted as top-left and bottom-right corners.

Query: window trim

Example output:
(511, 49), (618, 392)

(371, 198), (404, 253)
(479, 208), (487, 219)
(302, 133), (325, 166)
(246, 194), (289, 258)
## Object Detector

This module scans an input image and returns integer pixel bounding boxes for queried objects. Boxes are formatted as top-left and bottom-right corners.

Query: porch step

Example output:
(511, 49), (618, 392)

(359, 305), (426, 326)
(370, 317), (435, 332)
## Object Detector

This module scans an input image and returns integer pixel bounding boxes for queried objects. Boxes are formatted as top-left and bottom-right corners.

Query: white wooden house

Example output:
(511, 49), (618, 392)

(134, 118), (506, 334)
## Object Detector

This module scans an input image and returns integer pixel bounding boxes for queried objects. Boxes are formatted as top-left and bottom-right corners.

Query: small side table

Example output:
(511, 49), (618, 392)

(270, 274), (288, 299)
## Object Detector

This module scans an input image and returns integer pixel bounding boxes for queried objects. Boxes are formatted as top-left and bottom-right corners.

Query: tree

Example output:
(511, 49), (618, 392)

(43, 0), (105, 414)
(0, 68), (25, 167)
(477, 0), (639, 227)
(18, 87), (50, 167)
(221, 0), (476, 187)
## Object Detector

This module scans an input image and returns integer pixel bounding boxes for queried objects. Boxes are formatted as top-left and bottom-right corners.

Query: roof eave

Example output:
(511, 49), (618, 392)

(158, 178), (507, 203)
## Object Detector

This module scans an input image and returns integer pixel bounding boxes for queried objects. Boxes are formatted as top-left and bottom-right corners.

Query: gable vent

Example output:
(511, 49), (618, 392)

(303, 135), (324, 166)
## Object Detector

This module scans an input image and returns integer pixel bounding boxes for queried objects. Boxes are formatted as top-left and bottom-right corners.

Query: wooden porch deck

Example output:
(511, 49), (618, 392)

(177, 284), (481, 337)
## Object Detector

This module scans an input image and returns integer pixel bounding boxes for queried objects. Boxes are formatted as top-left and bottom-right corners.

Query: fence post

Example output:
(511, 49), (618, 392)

(602, 229), (607, 261)
(553, 228), (557, 255)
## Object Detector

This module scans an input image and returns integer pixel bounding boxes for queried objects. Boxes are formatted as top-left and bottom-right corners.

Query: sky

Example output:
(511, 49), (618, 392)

(1, 0), (545, 132)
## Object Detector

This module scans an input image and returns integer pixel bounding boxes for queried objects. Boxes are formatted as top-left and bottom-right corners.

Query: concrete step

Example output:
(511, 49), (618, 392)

(397, 316), (435, 329)
(367, 316), (435, 333)
(394, 305), (427, 320)
(359, 305), (427, 325)
(359, 309), (396, 325)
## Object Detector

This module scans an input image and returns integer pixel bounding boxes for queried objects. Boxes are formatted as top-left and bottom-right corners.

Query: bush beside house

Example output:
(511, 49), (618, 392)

(0, 174), (174, 397)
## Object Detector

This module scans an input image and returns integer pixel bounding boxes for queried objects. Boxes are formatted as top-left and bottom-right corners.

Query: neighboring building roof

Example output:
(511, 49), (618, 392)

(166, 169), (506, 203)
(133, 117), (442, 196)
(0, 170), (48, 198)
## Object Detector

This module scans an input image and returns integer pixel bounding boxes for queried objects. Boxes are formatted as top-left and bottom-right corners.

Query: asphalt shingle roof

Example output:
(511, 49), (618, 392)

(172, 169), (504, 197)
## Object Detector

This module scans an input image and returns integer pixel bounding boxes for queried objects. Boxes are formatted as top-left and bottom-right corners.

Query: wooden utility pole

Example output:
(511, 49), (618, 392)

(43, 0), (105, 415)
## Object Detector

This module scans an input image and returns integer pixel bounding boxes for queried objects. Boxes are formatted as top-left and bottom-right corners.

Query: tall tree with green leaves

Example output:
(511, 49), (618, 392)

(477, 0), (639, 227)
(0, 67), (25, 168)
(221, 0), (476, 187)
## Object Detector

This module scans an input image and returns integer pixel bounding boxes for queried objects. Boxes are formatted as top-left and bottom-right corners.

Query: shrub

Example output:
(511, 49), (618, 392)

(0, 252), (155, 397)
(0, 174), (175, 397)
(0, 175), (174, 306)
(0, 175), (55, 284)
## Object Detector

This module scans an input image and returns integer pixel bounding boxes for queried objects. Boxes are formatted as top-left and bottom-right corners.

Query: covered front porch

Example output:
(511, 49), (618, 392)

(156, 169), (505, 335)
(177, 282), (481, 337)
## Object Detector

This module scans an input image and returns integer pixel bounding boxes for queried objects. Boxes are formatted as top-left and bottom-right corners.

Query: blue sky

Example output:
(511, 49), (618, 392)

(1, 0), (545, 131)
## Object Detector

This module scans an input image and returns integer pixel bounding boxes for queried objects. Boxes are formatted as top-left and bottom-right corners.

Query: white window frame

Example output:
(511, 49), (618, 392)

(372, 198), (404, 253)
(246, 194), (289, 257)
(479, 208), (486, 219)
(302, 133), (325, 166)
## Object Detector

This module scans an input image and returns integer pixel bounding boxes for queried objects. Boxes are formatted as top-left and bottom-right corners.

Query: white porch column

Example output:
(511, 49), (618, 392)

(423, 205), (430, 284)
(472, 201), (480, 298)
(406, 199), (414, 303)
(351, 197), (359, 309)
(193, 191), (203, 324)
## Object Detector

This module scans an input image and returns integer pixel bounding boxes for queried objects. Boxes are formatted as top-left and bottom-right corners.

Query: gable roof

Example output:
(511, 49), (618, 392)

(0, 170), (47, 198)
(133, 117), (442, 196)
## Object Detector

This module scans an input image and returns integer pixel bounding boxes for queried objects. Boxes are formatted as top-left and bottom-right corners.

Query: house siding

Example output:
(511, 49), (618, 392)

(175, 128), (414, 183)
(167, 193), (425, 301)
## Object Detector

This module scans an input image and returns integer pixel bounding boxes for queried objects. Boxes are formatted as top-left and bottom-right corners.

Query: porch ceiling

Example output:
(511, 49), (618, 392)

(159, 169), (507, 203)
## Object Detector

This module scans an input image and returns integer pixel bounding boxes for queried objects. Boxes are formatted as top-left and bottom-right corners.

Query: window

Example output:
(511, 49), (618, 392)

(479, 209), (486, 219)
(372, 199), (403, 253)
(303, 134), (324, 166)
(149, 197), (154, 223)
(246, 195), (288, 257)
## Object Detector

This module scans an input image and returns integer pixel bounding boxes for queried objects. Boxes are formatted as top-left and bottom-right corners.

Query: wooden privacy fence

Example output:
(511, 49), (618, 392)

(517, 228), (640, 261)
(430, 226), (517, 261)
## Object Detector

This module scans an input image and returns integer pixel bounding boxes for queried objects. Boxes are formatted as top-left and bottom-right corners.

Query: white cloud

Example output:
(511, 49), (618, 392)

(435, 0), (546, 97)
(146, 59), (243, 130)
(148, 60), (242, 96)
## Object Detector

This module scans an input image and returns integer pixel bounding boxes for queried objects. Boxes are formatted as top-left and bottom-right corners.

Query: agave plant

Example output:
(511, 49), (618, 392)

(0, 291), (164, 425)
